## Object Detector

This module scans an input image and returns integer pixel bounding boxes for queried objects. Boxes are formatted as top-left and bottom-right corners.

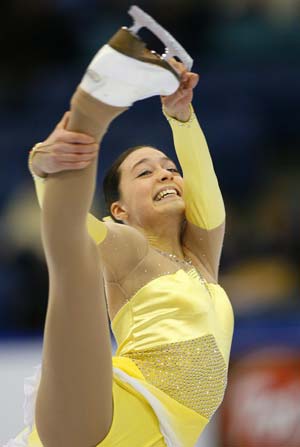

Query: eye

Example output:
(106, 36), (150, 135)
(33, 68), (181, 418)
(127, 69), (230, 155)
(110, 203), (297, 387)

(138, 170), (152, 177)
(167, 168), (179, 173)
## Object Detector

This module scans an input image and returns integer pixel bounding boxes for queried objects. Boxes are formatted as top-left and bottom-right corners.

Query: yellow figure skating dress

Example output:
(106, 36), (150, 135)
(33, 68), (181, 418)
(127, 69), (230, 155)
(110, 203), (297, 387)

(5, 108), (234, 447)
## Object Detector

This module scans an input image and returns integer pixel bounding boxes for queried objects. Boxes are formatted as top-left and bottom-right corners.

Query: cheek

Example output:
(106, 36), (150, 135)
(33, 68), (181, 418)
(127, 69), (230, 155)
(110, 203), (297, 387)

(133, 182), (155, 211)
(121, 181), (152, 212)
(136, 182), (153, 203)
(179, 178), (185, 193)
(119, 180), (133, 211)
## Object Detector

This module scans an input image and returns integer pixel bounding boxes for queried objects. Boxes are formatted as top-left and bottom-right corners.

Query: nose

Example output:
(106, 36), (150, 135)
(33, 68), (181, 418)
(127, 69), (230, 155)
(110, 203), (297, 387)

(158, 168), (174, 182)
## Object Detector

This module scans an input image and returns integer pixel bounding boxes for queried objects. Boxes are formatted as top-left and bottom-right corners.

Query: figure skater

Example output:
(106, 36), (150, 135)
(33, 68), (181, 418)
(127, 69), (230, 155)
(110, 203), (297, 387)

(5, 6), (233, 447)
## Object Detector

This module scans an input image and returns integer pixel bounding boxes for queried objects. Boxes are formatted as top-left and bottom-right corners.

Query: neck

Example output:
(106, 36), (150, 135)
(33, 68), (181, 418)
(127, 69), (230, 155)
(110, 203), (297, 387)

(138, 216), (186, 259)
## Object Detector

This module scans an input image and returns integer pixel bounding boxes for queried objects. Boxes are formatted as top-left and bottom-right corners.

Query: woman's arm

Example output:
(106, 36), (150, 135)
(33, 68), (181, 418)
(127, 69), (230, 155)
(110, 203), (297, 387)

(29, 152), (108, 245)
(29, 112), (147, 269)
(39, 92), (125, 253)
(29, 107), (116, 245)
(162, 65), (225, 281)
(166, 107), (225, 281)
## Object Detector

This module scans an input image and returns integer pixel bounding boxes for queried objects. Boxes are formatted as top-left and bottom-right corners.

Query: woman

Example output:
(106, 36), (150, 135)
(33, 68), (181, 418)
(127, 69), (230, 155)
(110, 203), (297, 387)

(6, 7), (233, 447)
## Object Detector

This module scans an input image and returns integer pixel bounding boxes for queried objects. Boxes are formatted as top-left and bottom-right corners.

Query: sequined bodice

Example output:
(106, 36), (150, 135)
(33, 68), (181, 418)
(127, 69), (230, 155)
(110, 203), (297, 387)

(111, 268), (234, 420)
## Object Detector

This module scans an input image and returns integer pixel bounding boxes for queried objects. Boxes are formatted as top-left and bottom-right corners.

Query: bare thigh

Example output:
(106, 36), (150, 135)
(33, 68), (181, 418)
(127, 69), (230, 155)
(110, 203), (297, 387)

(35, 234), (113, 447)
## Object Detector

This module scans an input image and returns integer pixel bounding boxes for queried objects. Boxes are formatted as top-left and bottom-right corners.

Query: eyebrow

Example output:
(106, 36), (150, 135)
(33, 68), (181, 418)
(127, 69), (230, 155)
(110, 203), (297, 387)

(131, 156), (174, 172)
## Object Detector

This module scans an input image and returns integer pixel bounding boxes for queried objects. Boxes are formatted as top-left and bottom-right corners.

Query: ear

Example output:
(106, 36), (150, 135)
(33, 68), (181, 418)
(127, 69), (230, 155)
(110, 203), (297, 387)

(110, 201), (128, 223)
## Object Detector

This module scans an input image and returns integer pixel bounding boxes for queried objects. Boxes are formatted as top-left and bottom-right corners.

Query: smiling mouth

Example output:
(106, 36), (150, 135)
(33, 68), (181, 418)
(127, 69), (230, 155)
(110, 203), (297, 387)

(154, 188), (181, 201)
(156, 194), (178, 201)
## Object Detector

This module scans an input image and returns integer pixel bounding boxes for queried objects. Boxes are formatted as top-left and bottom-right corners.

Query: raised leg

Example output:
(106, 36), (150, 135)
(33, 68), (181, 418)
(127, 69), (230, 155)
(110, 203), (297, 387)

(35, 92), (126, 447)
(34, 6), (191, 444)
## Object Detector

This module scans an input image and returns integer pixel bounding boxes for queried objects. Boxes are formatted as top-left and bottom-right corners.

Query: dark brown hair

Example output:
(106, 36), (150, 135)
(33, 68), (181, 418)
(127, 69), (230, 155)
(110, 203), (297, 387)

(103, 145), (158, 223)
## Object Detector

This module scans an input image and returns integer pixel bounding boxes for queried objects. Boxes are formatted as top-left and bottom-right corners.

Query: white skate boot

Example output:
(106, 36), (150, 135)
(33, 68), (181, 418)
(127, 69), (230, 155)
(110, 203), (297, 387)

(80, 5), (193, 107)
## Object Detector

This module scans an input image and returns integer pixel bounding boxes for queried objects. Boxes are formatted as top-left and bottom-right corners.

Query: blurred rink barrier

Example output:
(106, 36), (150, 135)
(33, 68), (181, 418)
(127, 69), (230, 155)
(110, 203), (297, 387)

(221, 349), (300, 446)
(219, 317), (300, 447)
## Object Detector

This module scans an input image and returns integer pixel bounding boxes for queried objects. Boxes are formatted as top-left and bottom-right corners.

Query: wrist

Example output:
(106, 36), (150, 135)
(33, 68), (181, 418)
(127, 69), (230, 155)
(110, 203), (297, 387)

(163, 103), (195, 127)
(163, 104), (191, 122)
(31, 161), (47, 178)
(28, 144), (48, 181)
(173, 108), (191, 122)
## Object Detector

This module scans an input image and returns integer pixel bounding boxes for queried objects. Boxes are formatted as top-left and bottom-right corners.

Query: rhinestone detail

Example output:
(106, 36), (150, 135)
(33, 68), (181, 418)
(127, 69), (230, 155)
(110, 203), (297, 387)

(163, 105), (196, 128)
(152, 247), (212, 297)
(123, 334), (227, 419)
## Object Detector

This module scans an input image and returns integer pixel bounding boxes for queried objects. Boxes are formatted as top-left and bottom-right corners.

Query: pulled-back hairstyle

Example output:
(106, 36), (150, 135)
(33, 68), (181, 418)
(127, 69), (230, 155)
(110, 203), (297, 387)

(103, 145), (158, 224)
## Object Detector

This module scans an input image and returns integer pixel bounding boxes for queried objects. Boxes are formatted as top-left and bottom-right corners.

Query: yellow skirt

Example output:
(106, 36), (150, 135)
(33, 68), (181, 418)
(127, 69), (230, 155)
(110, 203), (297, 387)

(10, 357), (206, 446)
(17, 375), (166, 447)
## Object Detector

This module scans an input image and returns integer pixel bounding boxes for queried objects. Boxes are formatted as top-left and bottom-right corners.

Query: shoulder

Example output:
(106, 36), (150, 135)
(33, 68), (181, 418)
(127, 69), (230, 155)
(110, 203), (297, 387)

(101, 220), (148, 247)
(97, 220), (149, 281)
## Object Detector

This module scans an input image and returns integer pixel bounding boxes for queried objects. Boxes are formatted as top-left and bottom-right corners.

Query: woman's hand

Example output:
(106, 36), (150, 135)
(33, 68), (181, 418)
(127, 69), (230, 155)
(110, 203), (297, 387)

(30, 112), (98, 177)
(161, 59), (199, 122)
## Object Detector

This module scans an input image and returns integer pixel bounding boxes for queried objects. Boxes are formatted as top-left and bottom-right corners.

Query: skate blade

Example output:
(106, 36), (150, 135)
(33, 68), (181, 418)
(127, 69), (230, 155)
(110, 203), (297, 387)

(128, 5), (193, 72)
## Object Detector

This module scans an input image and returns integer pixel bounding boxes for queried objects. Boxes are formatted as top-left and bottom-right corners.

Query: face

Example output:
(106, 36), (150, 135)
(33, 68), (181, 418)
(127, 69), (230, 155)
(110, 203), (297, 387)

(111, 147), (185, 227)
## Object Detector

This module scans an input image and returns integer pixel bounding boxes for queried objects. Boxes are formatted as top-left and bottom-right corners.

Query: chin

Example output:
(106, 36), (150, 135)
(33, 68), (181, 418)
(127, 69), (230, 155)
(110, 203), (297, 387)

(156, 202), (185, 216)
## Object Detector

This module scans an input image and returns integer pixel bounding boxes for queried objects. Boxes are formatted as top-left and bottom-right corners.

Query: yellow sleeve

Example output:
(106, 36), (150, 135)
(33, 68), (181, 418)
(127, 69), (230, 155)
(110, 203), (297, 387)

(32, 176), (107, 245)
(164, 105), (225, 230)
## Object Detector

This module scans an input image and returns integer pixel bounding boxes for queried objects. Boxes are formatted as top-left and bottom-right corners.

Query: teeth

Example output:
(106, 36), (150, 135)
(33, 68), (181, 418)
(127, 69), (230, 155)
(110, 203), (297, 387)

(155, 188), (178, 201)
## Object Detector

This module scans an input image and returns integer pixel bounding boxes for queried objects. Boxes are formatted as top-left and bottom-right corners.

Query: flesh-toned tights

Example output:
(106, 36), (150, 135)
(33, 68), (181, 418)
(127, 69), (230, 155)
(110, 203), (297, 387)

(35, 87), (127, 447)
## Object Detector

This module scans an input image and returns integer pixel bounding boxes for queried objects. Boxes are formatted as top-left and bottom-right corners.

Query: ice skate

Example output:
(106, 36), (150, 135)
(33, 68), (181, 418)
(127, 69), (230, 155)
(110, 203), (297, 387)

(80, 5), (194, 107)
